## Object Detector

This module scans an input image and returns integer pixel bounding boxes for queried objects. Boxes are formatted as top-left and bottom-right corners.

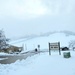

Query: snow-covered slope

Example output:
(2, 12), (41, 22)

(9, 32), (75, 51)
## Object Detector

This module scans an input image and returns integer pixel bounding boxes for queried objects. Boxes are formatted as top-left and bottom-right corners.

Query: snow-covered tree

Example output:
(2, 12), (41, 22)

(69, 40), (75, 50)
(0, 30), (9, 50)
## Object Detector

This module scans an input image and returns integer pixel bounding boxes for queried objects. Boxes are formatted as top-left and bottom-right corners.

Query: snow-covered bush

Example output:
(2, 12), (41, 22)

(69, 40), (75, 50)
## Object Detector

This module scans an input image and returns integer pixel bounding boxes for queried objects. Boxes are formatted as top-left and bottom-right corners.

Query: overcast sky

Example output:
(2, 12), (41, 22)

(0, 0), (75, 39)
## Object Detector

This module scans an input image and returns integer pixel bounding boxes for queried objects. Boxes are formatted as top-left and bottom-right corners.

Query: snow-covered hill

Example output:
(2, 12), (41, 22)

(9, 31), (75, 51)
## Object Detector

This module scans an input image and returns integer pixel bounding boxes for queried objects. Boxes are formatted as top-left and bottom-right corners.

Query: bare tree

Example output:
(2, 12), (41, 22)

(69, 40), (75, 50)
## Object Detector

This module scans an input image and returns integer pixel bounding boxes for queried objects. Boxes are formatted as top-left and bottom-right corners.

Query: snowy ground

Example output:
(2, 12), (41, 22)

(0, 32), (75, 75)
(0, 51), (75, 75)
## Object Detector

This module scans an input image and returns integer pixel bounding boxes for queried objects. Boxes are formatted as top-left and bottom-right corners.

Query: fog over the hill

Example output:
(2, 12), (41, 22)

(0, 0), (75, 38)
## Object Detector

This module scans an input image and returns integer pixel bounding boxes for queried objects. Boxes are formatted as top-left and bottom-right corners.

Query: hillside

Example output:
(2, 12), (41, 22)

(9, 31), (75, 51)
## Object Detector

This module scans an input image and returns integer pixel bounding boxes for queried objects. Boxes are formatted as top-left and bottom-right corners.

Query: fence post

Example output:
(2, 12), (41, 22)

(58, 42), (61, 55)
(22, 44), (24, 51)
(49, 43), (51, 55)
(25, 44), (27, 50)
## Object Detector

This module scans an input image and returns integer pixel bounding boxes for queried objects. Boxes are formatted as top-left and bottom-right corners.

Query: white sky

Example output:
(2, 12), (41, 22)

(0, 0), (75, 38)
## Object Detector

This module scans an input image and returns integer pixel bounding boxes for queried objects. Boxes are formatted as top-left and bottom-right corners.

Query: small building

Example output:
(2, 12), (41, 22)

(0, 45), (23, 54)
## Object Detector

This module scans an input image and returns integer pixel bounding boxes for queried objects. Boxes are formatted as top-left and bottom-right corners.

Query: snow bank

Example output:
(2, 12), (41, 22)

(0, 51), (75, 75)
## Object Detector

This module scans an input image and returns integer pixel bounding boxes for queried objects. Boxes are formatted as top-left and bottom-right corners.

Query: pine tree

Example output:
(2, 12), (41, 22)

(0, 30), (9, 50)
